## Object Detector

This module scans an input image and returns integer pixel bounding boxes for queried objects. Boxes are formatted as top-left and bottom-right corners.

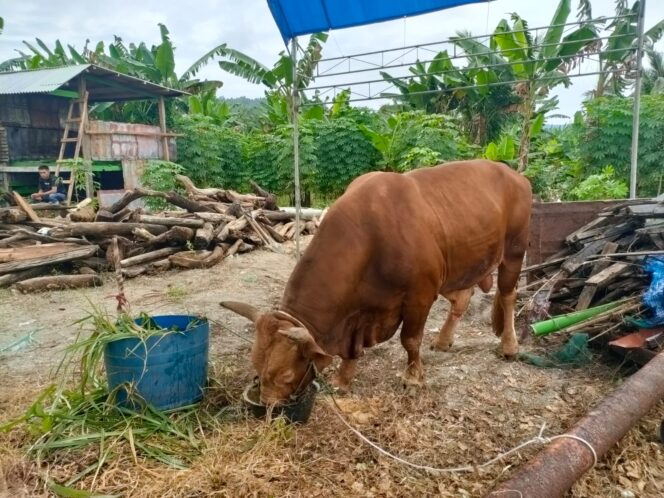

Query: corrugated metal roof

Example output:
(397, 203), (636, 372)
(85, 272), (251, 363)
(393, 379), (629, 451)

(0, 65), (90, 95)
(0, 64), (186, 100)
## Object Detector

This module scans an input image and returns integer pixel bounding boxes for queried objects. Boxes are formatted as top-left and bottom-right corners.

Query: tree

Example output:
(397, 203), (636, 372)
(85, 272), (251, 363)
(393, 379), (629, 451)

(380, 48), (519, 145)
(490, 0), (599, 171)
(588, 1), (664, 98)
(642, 48), (664, 95)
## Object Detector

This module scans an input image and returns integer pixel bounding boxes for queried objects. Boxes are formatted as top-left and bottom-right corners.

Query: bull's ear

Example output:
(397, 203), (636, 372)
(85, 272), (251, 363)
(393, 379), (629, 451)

(220, 301), (260, 323)
(278, 327), (332, 367)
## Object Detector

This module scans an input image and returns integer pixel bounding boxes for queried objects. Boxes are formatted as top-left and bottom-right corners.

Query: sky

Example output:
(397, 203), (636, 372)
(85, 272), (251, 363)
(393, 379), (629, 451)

(1, 0), (664, 122)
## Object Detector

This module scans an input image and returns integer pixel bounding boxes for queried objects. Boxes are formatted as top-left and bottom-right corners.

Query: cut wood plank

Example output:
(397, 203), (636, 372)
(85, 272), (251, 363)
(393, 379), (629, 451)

(12, 192), (40, 222)
(0, 245), (98, 275)
(0, 243), (83, 263)
(589, 242), (619, 276)
(120, 247), (181, 268)
(586, 262), (630, 286)
(15, 274), (102, 293)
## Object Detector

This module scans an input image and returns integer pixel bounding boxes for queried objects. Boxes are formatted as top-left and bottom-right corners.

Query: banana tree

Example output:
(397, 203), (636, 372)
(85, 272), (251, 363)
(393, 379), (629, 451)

(587, 1), (664, 97)
(642, 48), (664, 95)
(491, 0), (599, 170)
(381, 44), (519, 145)
(217, 33), (328, 127)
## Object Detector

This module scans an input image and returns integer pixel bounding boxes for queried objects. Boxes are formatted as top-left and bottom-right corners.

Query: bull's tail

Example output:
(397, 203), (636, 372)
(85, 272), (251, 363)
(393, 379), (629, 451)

(492, 290), (505, 337)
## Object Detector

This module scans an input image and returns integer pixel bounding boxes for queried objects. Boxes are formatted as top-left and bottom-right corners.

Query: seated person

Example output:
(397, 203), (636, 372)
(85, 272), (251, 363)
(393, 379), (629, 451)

(31, 165), (66, 204)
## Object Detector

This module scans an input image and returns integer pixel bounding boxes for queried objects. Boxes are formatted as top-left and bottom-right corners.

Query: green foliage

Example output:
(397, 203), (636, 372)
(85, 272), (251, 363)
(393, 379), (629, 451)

(175, 115), (246, 190)
(57, 159), (99, 198)
(140, 160), (185, 210)
(360, 111), (474, 171)
(581, 95), (664, 197)
(311, 118), (379, 196)
(568, 166), (628, 200)
(484, 134), (517, 162)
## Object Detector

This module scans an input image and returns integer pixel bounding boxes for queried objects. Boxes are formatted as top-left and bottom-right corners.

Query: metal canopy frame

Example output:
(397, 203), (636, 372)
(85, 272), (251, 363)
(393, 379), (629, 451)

(283, 3), (647, 258)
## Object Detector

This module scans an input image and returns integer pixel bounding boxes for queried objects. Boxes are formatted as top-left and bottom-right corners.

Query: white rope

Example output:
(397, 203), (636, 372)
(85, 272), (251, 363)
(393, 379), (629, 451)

(329, 393), (598, 474)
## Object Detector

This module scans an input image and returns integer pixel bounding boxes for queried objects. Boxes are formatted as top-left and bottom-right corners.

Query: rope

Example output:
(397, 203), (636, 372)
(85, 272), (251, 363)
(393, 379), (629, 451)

(327, 388), (598, 474)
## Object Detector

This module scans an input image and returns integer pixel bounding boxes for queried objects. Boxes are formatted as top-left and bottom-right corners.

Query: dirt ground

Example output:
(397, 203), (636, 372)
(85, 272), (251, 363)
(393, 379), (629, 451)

(0, 238), (662, 497)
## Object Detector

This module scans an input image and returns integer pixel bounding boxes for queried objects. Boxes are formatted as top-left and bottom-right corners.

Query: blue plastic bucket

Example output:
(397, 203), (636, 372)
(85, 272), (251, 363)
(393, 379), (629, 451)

(103, 315), (209, 411)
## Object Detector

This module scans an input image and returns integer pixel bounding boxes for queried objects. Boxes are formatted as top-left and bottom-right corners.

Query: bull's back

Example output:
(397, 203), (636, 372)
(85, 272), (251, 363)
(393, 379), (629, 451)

(342, 160), (531, 292)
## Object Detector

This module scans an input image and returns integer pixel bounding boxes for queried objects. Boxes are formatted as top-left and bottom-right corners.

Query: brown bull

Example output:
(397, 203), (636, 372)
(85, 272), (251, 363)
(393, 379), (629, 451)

(221, 160), (532, 404)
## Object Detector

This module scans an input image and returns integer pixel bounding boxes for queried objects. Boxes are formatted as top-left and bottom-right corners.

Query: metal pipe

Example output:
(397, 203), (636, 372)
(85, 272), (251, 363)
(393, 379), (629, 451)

(486, 350), (664, 498)
(291, 37), (301, 259)
(630, 0), (647, 199)
(318, 14), (636, 63)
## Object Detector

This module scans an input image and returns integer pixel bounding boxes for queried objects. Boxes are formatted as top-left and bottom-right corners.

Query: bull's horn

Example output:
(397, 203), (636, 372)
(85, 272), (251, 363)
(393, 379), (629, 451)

(219, 301), (260, 323)
(277, 327), (310, 343)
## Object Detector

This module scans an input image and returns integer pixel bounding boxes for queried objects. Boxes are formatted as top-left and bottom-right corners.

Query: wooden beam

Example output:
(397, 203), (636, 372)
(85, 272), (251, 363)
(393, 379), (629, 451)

(12, 192), (40, 222)
(158, 96), (170, 161)
(0, 245), (98, 275)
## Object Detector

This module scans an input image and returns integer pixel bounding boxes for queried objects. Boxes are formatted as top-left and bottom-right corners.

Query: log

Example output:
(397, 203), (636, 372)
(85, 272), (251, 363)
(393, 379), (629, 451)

(487, 351), (664, 498)
(12, 192), (40, 222)
(194, 212), (236, 224)
(137, 215), (205, 228)
(0, 228), (92, 247)
(225, 239), (243, 258)
(0, 208), (27, 224)
(120, 247), (181, 268)
(75, 257), (110, 272)
(169, 245), (225, 269)
(249, 180), (278, 210)
(0, 267), (45, 288)
(109, 187), (215, 213)
(0, 245), (98, 275)
(141, 226), (194, 249)
(217, 218), (248, 242)
(69, 205), (96, 222)
(194, 223), (214, 249)
(261, 222), (285, 243)
(15, 274), (102, 293)
(51, 222), (168, 238)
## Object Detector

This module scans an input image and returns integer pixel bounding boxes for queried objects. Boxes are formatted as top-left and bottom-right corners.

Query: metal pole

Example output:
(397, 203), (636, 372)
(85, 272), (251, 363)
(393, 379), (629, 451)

(630, 0), (646, 199)
(291, 37), (301, 259)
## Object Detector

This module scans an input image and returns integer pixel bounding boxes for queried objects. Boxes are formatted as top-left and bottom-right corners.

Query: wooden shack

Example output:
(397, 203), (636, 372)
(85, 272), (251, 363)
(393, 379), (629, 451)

(0, 64), (185, 203)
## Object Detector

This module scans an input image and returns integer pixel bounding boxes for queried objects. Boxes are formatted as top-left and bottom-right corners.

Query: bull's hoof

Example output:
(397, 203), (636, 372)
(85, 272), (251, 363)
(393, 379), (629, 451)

(401, 369), (424, 387)
(501, 344), (519, 360)
(430, 340), (453, 352)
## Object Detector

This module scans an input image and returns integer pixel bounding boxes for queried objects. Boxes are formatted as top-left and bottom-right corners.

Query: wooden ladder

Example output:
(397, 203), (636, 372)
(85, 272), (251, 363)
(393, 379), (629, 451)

(56, 90), (89, 204)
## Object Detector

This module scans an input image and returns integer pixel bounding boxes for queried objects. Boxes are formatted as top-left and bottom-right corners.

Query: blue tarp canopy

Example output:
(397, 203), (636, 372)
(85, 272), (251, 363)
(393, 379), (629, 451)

(267, 0), (490, 43)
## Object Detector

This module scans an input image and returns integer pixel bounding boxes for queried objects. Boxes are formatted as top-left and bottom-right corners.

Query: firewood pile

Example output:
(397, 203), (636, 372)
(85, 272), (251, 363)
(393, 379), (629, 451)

(521, 195), (664, 336)
(0, 176), (319, 292)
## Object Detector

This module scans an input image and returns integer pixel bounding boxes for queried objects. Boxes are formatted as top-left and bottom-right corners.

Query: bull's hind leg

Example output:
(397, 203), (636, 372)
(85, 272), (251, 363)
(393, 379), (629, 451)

(493, 232), (529, 359)
(431, 288), (473, 352)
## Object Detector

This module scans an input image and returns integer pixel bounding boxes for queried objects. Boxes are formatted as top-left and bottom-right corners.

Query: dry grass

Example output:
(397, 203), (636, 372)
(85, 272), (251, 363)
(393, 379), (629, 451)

(1, 241), (662, 497)
(2, 323), (663, 498)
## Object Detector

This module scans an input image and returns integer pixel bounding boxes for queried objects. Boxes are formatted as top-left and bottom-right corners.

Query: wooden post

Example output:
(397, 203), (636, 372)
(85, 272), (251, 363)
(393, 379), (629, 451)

(158, 96), (170, 162)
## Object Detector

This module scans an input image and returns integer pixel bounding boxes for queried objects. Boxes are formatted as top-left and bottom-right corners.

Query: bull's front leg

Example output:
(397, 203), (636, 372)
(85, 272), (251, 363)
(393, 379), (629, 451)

(330, 358), (358, 393)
